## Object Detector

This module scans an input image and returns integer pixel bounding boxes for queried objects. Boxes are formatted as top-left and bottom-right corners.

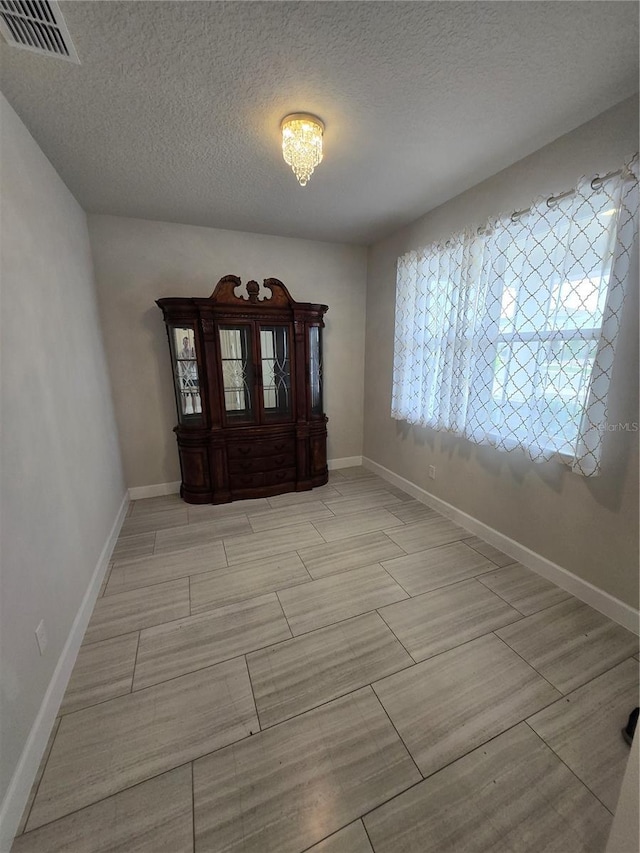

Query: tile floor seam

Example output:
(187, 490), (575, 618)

(18, 717), (62, 837)
(293, 551), (314, 582)
(379, 563), (514, 600)
(473, 575), (528, 616)
(252, 652), (418, 733)
(484, 580), (579, 619)
(361, 819), (376, 853)
(374, 609), (419, 664)
(190, 761), (196, 852)
(384, 572), (524, 609)
(274, 589), (295, 640)
(130, 631), (142, 693)
(245, 654), (266, 732)
(247, 644), (415, 728)
(298, 820), (372, 853)
(522, 720), (615, 817)
(492, 628), (637, 696)
(490, 631), (566, 695)
(461, 537), (520, 567)
(309, 518), (330, 543)
(240, 655), (261, 735)
(132, 624), (296, 693)
(377, 564), (412, 599)
(275, 597), (395, 640)
(381, 534), (478, 560)
(103, 572), (194, 596)
(367, 687), (424, 782)
(20, 758), (198, 838)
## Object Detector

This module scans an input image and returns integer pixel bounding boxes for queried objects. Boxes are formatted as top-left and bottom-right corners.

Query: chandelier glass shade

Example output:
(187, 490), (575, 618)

(281, 113), (324, 186)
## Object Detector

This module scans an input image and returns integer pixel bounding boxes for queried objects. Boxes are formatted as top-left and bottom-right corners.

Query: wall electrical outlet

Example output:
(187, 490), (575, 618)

(428, 465), (436, 479)
(35, 620), (48, 655)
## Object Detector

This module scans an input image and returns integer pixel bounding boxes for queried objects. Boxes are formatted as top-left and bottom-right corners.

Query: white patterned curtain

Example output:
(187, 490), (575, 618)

(391, 157), (638, 475)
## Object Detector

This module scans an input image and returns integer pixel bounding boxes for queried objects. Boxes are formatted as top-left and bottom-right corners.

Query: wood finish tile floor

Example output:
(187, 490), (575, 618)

(13, 468), (639, 852)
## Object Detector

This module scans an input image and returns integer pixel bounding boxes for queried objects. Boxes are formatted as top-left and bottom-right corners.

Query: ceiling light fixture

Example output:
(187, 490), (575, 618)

(280, 113), (324, 187)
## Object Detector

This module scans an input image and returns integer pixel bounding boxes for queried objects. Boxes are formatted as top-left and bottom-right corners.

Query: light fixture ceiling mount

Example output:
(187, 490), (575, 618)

(280, 113), (324, 187)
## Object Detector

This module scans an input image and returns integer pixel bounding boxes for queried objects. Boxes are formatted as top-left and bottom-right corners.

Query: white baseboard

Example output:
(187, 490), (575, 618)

(128, 481), (181, 500)
(0, 492), (130, 851)
(363, 456), (639, 636)
(328, 456), (363, 470)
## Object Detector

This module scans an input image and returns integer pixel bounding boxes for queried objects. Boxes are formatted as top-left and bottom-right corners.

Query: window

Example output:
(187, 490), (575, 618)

(392, 158), (638, 476)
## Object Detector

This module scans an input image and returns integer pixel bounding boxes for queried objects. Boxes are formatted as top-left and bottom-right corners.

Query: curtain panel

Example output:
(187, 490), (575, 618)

(391, 157), (638, 475)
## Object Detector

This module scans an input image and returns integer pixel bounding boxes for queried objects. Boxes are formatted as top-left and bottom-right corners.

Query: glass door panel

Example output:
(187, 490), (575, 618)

(309, 325), (323, 415)
(260, 325), (292, 419)
(219, 325), (254, 421)
(169, 325), (203, 424)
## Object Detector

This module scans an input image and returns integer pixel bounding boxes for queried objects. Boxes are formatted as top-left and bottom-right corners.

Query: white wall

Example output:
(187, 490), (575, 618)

(364, 96), (639, 608)
(87, 215), (368, 490)
(0, 95), (126, 844)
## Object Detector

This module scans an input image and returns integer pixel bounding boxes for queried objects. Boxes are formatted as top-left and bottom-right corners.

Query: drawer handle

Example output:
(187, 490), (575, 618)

(238, 447), (251, 456)
(274, 455), (285, 465)
(240, 460), (252, 470)
(275, 471), (286, 480)
(274, 443), (286, 451)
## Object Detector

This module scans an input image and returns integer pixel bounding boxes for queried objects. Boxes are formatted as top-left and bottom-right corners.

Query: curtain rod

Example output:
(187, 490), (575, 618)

(475, 158), (637, 236)
(509, 167), (625, 222)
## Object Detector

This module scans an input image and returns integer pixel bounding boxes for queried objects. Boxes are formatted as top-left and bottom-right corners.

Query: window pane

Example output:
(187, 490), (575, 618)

(492, 336), (598, 453)
(309, 326), (322, 415)
(260, 325), (291, 417)
(170, 326), (202, 421)
(219, 327), (253, 417)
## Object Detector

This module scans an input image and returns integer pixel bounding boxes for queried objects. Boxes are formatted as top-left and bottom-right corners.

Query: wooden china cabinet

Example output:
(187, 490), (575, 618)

(156, 275), (328, 504)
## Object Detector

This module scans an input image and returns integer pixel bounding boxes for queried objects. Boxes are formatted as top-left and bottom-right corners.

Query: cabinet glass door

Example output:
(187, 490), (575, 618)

(219, 325), (254, 421)
(260, 325), (292, 419)
(309, 325), (323, 415)
(169, 326), (203, 424)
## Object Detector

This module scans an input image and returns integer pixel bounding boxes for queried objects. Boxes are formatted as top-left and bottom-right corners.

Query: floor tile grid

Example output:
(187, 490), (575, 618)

(242, 606), (570, 739)
(118, 480), (404, 577)
(17, 697), (614, 853)
(12, 668), (631, 843)
(63, 492), (584, 725)
(245, 615), (417, 731)
(82, 505), (532, 721)
(16, 472), (637, 852)
(27, 581), (536, 838)
(106, 491), (410, 613)
(296, 527), (517, 592)
(18, 678), (426, 844)
(300, 710), (621, 852)
(61, 574), (627, 741)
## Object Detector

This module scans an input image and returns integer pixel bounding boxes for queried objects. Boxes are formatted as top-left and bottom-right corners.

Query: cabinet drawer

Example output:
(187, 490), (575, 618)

(228, 453), (296, 475)
(229, 467), (296, 492)
(263, 467), (296, 487)
(227, 438), (294, 460)
(229, 472), (265, 490)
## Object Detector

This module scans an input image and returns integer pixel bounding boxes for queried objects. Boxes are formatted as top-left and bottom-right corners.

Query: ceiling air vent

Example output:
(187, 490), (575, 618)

(0, 1), (79, 63)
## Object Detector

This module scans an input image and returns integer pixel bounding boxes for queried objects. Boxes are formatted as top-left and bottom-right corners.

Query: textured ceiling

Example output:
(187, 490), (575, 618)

(1, 1), (638, 244)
